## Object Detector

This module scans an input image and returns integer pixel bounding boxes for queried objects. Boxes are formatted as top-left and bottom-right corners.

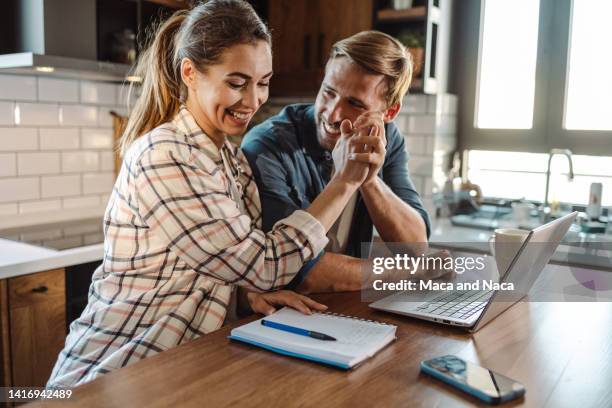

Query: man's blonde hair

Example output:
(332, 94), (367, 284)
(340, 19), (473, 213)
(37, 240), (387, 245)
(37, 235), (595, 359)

(328, 30), (413, 108)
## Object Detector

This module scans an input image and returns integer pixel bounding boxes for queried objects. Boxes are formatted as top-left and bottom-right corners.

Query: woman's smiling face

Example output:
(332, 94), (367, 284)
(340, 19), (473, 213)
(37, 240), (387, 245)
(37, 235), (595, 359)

(182, 40), (272, 144)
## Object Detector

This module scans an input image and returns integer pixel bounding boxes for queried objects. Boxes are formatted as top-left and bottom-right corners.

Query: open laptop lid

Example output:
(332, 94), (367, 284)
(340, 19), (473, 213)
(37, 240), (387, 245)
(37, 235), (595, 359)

(469, 212), (578, 332)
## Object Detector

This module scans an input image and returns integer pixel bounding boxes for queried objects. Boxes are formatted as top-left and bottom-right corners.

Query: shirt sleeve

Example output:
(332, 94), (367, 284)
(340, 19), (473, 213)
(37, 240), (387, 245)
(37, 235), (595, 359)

(241, 136), (324, 288)
(383, 123), (432, 238)
(134, 146), (328, 292)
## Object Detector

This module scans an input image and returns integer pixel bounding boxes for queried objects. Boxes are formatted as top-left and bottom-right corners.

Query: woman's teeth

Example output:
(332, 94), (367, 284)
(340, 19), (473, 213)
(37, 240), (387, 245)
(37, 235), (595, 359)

(228, 110), (250, 121)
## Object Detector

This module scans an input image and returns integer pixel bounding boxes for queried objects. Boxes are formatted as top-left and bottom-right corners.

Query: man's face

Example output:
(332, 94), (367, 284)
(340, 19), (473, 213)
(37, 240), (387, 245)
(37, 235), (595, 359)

(314, 57), (389, 151)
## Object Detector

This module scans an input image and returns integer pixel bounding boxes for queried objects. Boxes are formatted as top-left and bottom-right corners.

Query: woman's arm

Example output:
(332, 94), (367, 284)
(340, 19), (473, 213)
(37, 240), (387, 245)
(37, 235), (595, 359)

(134, 126), (373, 292)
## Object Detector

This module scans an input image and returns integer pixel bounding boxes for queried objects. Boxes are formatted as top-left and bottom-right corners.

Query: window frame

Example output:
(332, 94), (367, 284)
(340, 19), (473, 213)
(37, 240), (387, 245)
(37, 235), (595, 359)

(460, 0), (612, 156)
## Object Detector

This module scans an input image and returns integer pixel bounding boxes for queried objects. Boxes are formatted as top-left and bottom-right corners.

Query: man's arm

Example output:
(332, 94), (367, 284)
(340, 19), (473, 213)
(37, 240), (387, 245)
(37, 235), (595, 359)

(296, 252), (364, 293)
(350, 120), (430, 254)
(360, 177), (428, 247)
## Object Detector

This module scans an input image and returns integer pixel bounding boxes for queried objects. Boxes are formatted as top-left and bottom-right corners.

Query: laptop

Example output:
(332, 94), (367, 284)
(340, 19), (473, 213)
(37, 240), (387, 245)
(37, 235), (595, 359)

(369, 212), (578, 332)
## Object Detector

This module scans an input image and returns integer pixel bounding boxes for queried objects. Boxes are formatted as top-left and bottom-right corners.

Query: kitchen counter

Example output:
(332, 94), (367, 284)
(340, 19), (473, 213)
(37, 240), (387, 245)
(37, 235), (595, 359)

(0, 239), (103, 279)
(430, 218), (612, 270)
(2, 216), (610, 281)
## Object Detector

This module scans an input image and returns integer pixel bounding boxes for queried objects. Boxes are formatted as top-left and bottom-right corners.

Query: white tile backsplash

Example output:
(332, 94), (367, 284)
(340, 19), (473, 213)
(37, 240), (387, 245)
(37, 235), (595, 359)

(98, 107), (115, 127)
(403, 95), (429, 114)
(17, 102), (59, 126)
(0, 75), (37, 101)
(0, 177), (39, 203)
(62, 151), (100, 173)
(408, 155), (434, 177)
(60, 105), (98, 126)
(38, 78), (79, 103)
(62, 195), (100, 209)
(19, 199), (62, 214)
(17, 152), (61, 175)
(39, 128), (80, 150)
(397, 93), (458, 213)
(0, 203), (18, 216)
(0, 128), (38, 151)
(0, 102), (14, 125)
(404, 135), (426, 155)
(81, 128), (113, 149)
(100, 151), (115, 171)
(41, 174), (81, 198)
(0, 153), (16, 177)
(80, 82), (117, 105)
(117, 83), (140, 107)
(0, 74), (122, 228)
(406, 115), (437, 134)
(83, 172), (115, 194)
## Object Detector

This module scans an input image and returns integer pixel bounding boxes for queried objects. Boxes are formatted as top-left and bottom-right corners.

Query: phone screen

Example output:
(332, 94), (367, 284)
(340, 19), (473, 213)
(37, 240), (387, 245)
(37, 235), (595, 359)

(423, 355), (524, 400)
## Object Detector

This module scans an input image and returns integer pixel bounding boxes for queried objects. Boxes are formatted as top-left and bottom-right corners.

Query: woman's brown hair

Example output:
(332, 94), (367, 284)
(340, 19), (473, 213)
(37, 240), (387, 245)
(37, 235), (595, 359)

(119, 0), (271, 156)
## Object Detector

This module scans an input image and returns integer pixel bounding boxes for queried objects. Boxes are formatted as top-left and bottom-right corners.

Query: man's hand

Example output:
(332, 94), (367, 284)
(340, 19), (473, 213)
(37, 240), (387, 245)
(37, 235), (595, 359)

(349, 112), (387, 186)
(331, 119), (369, 187)
(246, 290), (328, 316)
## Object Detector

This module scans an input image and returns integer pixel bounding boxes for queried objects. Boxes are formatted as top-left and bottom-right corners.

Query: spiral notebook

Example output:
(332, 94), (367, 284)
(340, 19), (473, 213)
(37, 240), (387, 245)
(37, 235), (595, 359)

(229, 307), (397, 369)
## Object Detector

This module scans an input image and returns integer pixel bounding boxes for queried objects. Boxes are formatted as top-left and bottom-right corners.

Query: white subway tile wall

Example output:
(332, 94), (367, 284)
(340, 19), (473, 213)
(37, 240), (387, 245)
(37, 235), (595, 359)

(17, 152), (61, 175)
(0, 102), (14, 125)
(0, 153), (16, 177)
(39, 128), (80, 150)
(60, 105), (98, 126)
(0, 128), (38, 151)
(38, 78), (79, 103)
(0, 74), (126, 224)
(0, 74), (37, 101)
(41, 174), (81, 198)
(17, 102), (60, 126)
(397, 94), (459, 217)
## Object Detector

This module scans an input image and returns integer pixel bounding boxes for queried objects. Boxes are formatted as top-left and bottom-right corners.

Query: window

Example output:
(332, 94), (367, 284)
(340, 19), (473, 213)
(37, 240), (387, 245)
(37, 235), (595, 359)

(468, 150), (612, 206)
(475, 0), (540, 129)
(459, 0), (612, 156)
(564, 0), (612, 130)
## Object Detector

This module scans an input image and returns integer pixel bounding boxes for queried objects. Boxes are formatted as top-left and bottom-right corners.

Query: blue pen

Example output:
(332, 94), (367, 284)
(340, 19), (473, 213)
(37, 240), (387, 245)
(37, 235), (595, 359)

(261, 319), (337, 341)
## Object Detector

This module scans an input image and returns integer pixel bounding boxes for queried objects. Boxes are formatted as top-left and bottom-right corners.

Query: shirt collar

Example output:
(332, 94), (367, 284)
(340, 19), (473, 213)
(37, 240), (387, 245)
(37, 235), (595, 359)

(173, 105), (236, 162)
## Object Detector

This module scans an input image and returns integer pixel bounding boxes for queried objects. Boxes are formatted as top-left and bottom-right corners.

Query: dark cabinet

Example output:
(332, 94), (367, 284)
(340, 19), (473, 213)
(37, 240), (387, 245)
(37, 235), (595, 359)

(268, 0), (373, 96)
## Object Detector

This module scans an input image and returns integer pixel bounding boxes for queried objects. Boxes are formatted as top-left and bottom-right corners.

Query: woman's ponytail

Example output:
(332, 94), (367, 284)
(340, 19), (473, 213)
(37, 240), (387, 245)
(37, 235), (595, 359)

(119, 11), (187, 156)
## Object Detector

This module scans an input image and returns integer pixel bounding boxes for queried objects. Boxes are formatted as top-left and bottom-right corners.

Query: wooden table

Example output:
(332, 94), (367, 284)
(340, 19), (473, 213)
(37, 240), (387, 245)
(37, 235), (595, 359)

(30, 269), (612, 407)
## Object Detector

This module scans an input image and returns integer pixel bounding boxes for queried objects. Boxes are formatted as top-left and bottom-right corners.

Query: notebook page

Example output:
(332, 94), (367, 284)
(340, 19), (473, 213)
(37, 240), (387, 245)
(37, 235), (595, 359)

(232, 308), (396, 364)
(269, 308), (393, 348)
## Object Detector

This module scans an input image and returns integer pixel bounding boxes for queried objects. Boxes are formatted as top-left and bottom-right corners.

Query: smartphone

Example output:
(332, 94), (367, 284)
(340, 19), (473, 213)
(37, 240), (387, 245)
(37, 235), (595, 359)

(421, 355), (525, 405)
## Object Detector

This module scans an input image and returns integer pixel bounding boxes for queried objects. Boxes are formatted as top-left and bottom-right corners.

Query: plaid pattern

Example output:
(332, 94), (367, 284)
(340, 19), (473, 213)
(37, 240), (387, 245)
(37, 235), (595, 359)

(47, 107), (328, 389)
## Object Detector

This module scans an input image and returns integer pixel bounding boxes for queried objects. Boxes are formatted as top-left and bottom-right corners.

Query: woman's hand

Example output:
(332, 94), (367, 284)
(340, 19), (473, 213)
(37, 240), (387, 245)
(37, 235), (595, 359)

(331, 119), (369, 187)
(247, 290), (328, 315)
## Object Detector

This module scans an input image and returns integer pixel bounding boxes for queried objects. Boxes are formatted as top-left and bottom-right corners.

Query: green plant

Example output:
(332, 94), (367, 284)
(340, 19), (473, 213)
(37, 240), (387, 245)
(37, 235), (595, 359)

(397, 31), (424, 48)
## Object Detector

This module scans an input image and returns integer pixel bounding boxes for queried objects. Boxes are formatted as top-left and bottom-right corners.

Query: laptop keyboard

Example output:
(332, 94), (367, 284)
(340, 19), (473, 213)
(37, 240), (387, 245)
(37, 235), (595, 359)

(416, 290), (494, 320)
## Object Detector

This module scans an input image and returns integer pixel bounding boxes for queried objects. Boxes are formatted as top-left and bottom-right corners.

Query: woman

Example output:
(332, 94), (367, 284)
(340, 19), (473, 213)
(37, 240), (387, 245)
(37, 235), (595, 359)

(47, 0), (375, 389)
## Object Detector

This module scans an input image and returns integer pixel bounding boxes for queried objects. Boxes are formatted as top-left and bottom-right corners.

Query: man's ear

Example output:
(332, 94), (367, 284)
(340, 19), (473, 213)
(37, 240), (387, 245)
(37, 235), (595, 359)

(383, 102), (401, 123)
(180, 58), (197, 90)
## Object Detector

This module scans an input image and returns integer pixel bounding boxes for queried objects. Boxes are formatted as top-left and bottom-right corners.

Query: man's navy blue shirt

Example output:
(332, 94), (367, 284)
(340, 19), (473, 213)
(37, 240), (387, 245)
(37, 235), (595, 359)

(241, 104), (430, 288)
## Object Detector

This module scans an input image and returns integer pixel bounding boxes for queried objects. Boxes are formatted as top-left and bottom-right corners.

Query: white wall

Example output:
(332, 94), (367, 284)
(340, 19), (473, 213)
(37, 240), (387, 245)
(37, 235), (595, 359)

(0, 74), (129, 228)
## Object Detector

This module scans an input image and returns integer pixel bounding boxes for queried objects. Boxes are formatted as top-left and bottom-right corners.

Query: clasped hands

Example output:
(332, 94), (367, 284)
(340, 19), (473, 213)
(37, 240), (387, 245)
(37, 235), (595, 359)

(331, 112), (387, 188)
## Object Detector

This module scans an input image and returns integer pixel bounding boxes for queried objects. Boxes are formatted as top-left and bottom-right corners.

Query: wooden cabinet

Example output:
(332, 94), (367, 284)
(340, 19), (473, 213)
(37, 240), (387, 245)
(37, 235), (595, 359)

(374, 0), (453, 94)
(268, 0), (373, 96)
(0, 269), (66, 387)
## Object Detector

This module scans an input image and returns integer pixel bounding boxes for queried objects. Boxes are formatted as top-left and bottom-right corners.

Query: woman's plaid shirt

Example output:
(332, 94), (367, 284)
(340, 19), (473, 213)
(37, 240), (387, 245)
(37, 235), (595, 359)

(47, 107), (328, 388)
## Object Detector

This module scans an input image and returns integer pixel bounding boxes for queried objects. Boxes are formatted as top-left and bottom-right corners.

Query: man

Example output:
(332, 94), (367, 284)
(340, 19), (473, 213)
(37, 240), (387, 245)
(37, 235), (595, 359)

(241, 30), (430, 293)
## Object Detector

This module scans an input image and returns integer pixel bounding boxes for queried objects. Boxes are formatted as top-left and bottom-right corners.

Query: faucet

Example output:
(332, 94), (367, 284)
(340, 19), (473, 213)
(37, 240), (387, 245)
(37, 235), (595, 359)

(543, 148), (574, 215)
